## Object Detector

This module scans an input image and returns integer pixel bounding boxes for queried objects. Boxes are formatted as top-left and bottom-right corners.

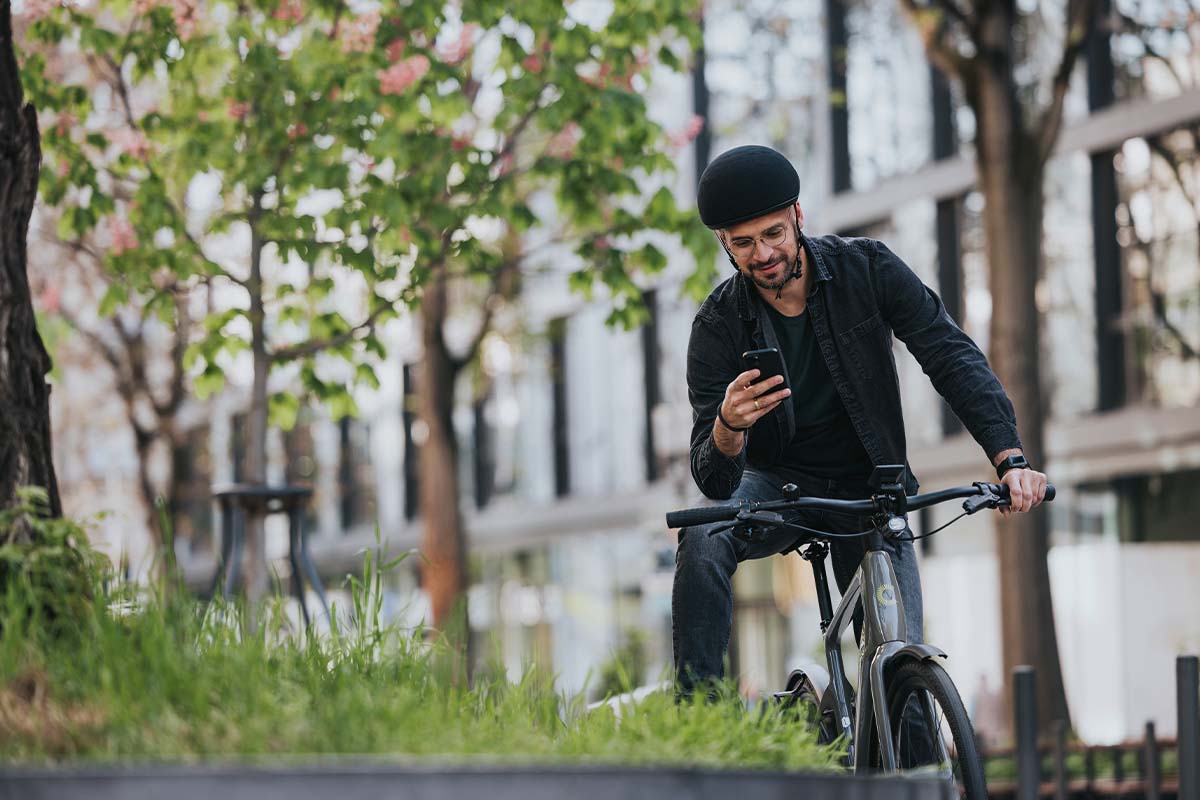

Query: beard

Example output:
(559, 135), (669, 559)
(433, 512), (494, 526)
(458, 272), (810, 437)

(744, 246), (801, 292)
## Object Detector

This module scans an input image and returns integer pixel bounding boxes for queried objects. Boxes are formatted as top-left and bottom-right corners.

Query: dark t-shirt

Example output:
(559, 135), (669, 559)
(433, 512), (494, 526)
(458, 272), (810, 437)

(762, 301), (874, 480)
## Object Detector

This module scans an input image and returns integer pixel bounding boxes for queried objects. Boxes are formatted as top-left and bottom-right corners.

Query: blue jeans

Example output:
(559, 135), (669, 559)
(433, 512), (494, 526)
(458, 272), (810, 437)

(671, 468), (925, 693)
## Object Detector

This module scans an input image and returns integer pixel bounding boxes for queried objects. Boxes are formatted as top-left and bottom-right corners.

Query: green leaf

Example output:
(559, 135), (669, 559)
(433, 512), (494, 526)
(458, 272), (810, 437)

(355, 363), (381, 390)
(98, 284), (127, 317)
(269, 391), (301, 431)
(195, 365), (225, 400)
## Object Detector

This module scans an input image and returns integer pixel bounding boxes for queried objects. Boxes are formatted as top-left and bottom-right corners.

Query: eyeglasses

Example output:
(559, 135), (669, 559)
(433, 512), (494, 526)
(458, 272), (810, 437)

(726, 223), (788, 258)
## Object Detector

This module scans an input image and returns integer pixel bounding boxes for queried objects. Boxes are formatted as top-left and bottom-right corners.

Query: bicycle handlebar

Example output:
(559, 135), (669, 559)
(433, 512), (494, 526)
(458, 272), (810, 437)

(664, 481), (1056, 530)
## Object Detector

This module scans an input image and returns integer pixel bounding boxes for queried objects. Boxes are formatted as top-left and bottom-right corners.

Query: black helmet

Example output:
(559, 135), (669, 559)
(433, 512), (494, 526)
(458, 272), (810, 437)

(697, 145), (800, 229)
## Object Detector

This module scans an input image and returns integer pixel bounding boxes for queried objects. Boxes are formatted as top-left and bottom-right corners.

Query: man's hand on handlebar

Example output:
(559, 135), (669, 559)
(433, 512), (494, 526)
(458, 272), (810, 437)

(718, 368), (791, 431)
(998, 467), (1049, 517)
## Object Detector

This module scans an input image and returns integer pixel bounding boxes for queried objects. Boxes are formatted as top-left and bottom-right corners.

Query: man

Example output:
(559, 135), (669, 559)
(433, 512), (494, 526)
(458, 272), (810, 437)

(674, 144), (1048, 693)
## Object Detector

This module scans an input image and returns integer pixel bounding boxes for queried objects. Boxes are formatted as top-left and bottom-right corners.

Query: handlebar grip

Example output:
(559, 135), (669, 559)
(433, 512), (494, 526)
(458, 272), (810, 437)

(996, 483), (1056, 502)
(665, 505), (741, 529)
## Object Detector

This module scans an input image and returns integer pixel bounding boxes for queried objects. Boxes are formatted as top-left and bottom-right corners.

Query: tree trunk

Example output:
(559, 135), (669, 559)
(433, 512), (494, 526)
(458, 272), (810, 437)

(417, 267), (470, 670)
(972, 10), (1072, 733)
(242, 223), (270, 606)
(0, 2), (61, 535)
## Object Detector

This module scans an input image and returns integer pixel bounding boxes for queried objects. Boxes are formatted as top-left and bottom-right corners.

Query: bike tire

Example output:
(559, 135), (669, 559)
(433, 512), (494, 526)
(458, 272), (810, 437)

(866, 656), (988, 799)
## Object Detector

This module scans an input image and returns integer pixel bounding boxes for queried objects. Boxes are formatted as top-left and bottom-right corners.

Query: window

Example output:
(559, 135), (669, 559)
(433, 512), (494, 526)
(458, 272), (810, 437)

(283, 413), (320, 533)
(549, 317), (571, 498)
(844, 0), (933, 190)
(641, 289), (662, 482)
(402, 363), (419, 520)
(1073, 468), (1200, 543)
(1112, 2), (1200, 104)
(1042, 152), (1099, 419)
(172, 425), (213, 555)
(338, 416), (377, 531)
(1115, 131), (1200, 409)
(702, 0), (825, 189)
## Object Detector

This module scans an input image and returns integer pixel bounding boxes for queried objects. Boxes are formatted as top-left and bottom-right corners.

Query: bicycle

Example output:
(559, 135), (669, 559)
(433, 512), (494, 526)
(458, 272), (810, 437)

(665, 464), (1056, 798)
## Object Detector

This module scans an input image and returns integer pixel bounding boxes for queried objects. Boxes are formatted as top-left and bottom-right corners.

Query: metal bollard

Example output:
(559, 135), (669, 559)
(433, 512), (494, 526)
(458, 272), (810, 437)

(1053, 719), (1068, 800)
(1181, 656), (1200, 800)
(1014, 666), (1039, 800)
(1143, 720), (1160, 800)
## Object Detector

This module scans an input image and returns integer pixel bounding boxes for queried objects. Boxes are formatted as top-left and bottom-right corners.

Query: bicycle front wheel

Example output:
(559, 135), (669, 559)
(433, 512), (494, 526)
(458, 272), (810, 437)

(867, 656), (988, 799)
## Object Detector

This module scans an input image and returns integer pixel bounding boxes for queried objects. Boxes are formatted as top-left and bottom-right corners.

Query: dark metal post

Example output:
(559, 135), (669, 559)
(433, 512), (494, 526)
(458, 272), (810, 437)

(825, 0), (850, 194)
(1180, 655), (1200, 800)
(1014, 666), (1039, 800)
(1086, 746), (1096, 797)
(1143, 720), (1160, 800)
(1054, 718), (1068, 800)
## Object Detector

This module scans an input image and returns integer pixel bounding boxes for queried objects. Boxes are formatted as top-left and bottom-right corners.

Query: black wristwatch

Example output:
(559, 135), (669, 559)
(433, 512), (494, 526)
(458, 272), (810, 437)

(995, 453), (1031, 479)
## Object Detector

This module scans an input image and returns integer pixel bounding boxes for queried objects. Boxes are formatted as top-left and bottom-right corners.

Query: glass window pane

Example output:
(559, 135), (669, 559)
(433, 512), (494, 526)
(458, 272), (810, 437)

(1113, 3), (1200, 104)
(1042, 152), (1099, 418)
(1116, 130), (1200, 408)
(845, 0), (932, 190)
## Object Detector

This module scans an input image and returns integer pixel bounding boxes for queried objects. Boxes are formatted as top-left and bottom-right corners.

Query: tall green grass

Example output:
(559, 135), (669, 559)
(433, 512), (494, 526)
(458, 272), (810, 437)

(0, 500), (840, 770)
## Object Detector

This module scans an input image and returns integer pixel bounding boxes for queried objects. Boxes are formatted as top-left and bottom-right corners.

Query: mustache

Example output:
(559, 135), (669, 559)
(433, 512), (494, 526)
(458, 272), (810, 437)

(751, 258), (784, 271)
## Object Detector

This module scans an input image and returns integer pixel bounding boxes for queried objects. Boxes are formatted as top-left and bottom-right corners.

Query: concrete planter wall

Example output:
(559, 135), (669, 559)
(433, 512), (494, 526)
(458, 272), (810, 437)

(0, 763), (955, 800)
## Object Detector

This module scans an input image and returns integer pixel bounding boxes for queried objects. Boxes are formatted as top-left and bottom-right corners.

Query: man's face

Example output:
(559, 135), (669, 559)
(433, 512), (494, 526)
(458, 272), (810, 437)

(721, 205), (802, 292)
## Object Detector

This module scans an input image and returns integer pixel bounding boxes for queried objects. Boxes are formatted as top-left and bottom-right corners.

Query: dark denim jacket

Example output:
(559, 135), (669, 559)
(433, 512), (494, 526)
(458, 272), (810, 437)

(687, 233), (1023, 499)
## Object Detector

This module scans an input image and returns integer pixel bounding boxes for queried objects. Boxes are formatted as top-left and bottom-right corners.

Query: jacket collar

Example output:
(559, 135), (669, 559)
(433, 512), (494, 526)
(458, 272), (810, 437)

(734, 232), (834, 322)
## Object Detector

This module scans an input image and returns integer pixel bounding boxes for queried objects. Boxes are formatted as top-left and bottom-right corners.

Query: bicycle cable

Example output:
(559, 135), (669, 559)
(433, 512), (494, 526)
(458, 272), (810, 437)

(773, 519), (876, 540)
(900, 510), (969, 541)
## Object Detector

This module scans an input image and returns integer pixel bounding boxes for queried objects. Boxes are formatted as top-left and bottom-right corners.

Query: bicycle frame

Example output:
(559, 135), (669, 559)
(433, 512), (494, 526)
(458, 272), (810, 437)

(808, 525), (949, 773)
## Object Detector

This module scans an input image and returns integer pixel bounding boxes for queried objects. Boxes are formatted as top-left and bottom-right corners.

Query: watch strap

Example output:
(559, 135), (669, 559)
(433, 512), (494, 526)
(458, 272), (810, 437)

(996, 454), (1030, 479)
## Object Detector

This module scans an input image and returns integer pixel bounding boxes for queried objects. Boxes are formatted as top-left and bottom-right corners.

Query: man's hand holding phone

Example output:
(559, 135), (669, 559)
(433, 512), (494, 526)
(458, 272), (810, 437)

(716, 369), (791, 433)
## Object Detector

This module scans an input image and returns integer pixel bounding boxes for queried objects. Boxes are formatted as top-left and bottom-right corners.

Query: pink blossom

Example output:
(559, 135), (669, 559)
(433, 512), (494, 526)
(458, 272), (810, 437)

(435, 23), (478, 66)
(451, 136), (471, 152)
(197, 109), (210, 123)
(56, 159), (70, 178)
(171, 0), (199, 41)
(547, 122), (581, 160)
(107, 216), (138, 256)
(667, 114), (705, 150)
(385, 38), (406, 63)
(495, 152), (514, 177)
(38, 282), (61, 314)
(338, 11), (381, 54)
(227, 99), (251, 120)
(286, 122), (308, 140)
(378, 55), (430, 95)
(54, 110), (76, 137)
(17, 0), (59, 21)
(274, 0), (303, 22)
(107, 127), (151, 160)
(522, 54), (543, 75)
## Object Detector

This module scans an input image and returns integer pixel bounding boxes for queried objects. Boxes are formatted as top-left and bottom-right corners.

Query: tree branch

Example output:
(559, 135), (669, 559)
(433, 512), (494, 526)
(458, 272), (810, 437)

(450, 255), (520, 372)
(1036, 0), (1095, 165)
(269, 299), (392, 363)
(899, 0), (977, 82)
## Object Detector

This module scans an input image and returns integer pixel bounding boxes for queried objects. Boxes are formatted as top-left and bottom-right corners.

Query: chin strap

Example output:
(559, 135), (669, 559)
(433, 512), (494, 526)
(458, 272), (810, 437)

(773, 217), (806, 300)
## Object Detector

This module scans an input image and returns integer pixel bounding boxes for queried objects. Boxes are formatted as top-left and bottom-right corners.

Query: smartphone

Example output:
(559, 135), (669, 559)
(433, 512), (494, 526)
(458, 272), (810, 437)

(741, 347), (790, 392)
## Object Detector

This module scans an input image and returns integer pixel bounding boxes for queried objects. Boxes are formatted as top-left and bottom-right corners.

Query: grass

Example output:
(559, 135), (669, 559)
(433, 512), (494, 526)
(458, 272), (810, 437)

(0, 500), (841, 771)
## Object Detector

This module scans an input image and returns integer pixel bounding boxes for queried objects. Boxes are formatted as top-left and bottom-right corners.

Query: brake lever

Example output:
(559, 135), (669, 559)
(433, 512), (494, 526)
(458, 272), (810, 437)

(963, 483), (1012, 515)
(705, 511), (786, 542)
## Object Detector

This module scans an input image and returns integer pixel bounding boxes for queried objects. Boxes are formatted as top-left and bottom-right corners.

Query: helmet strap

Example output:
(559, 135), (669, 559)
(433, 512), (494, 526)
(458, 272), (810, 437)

(772, 211), (806, 300)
